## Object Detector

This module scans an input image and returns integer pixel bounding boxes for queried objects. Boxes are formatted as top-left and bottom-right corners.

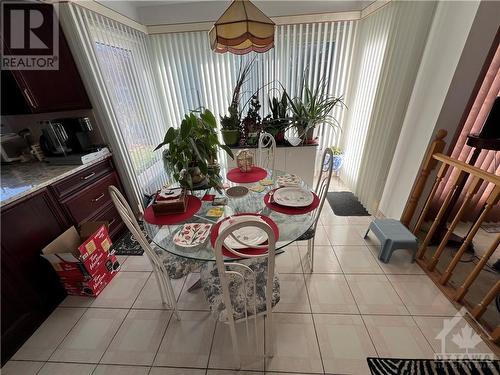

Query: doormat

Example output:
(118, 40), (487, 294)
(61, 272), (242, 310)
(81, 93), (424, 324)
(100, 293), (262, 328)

(367, 357), (500, 375)
(111, 221), (146, 256)
(481, 223), (500, 233)
(327, 191), (369, 216)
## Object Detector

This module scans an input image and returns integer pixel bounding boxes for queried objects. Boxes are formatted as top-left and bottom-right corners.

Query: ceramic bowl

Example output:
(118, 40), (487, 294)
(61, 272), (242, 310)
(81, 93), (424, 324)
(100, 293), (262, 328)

(226, 186), (249, 198)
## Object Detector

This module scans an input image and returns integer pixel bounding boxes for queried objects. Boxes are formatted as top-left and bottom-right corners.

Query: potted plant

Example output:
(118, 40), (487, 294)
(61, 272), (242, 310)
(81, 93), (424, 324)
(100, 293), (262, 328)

(242, 93), (262, 146)
(329, 146), (344, 176)
(220, 106), (240, 146)
(220, 60), (254, 146)
(284, 71), (345, 144)
(263, 90), (290, 145)
(154, 108), (233, 189)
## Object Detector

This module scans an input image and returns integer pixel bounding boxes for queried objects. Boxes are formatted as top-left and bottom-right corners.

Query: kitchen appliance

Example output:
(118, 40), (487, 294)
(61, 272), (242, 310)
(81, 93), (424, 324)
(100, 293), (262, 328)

(39, 117), (95, 156)
(0, 133), (25, 162)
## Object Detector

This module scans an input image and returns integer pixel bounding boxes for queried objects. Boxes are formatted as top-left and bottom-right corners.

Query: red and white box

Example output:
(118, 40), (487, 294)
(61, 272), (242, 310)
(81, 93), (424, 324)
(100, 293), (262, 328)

(42, 222), (120, 296)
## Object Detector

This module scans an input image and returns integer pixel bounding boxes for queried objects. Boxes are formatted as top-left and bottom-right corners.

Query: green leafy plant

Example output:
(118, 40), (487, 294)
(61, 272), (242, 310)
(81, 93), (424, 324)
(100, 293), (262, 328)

(284, 70), (345, 141)
(330, 146), (343, 155)
(154, 109), (233, 189)
(220, 60), (254, 130)
(262, 90), (290, 143)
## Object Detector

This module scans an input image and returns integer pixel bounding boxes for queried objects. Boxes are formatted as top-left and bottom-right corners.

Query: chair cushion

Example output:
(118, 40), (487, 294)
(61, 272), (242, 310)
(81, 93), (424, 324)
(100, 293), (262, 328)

(200, 258), (280, 322)
(152, 244), (202, 279)
(297, 227), (315, 241)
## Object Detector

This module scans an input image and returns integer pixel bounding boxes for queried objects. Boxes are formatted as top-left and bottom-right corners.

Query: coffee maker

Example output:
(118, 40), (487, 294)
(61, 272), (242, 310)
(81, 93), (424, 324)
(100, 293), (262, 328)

(40, 117), (95, 156)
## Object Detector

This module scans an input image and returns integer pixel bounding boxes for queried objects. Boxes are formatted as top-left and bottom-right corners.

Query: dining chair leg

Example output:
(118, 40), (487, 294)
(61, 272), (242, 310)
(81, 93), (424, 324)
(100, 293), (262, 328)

(152, 267), (167, 306)
(162, 273), (180, 320)
(307, 237), (315, 272)
(228, 319), (242, 368)
(265, 311), (275, 357)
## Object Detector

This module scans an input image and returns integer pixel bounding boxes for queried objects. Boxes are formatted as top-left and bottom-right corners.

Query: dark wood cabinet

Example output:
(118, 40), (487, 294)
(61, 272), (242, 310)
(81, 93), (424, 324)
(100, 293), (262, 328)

(0, 158), (125, 365)
(0, 3), (90, 115)
(1, 188), (68, 365)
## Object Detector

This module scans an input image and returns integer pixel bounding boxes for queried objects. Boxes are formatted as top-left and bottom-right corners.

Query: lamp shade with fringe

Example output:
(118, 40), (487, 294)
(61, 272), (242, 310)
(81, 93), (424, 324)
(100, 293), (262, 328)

(209, 0), (275, 55)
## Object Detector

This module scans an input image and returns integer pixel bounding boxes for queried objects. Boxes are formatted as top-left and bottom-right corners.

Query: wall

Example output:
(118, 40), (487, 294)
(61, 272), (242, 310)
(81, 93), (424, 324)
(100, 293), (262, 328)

(378, 0), (499, 219)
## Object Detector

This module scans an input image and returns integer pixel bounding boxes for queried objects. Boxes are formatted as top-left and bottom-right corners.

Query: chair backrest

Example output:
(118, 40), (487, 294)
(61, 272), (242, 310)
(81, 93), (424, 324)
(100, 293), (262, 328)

(311, 148), (334, 230)
(257, 132), (276, 171)
(108, 186), (164, 271)
(213, 219), (277, 323)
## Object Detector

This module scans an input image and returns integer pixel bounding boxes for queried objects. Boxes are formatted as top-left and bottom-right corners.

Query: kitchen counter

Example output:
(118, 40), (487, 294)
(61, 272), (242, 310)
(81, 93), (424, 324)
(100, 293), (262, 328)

(1, 154), (112, 206)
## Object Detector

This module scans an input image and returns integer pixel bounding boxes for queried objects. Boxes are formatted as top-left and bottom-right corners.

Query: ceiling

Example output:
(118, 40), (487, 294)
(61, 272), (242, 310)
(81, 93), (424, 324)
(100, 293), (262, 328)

(96, 1), (374, 26)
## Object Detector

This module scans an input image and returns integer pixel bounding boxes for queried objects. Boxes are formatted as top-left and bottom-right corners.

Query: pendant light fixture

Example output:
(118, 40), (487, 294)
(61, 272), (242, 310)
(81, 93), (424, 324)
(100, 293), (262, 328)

(209, 0), (275, 55)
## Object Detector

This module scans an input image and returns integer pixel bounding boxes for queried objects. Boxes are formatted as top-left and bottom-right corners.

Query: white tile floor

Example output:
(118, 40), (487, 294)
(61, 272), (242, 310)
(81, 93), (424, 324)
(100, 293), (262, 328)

(4, 186), (496, 374)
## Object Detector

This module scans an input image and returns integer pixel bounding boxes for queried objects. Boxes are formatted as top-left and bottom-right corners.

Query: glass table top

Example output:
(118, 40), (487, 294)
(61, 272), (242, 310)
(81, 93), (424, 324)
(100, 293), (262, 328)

(143, 169), (315, 261)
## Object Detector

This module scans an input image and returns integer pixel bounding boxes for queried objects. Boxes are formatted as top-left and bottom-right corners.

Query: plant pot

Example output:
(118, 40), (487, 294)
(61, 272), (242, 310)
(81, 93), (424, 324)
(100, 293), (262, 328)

(246, 132), (259, 146)
(275, 131), (285, 144)
(221, 129), (240, 146)
(180, 166), (207, 188)
(306, 127), (315, 141)
(332, 154), (344, 174)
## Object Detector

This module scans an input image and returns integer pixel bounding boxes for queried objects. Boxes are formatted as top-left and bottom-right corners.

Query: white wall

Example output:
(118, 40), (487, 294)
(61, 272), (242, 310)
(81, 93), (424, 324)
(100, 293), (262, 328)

(378, 0), (499, 219)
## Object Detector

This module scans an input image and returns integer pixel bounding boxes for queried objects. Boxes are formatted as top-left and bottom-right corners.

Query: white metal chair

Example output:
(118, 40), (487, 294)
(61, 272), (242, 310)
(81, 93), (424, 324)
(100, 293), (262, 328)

(200, 220), (280, 366)
(257, 132), (276, 171)
(299, 147), (334, 272)
(108, 186), (180, 318)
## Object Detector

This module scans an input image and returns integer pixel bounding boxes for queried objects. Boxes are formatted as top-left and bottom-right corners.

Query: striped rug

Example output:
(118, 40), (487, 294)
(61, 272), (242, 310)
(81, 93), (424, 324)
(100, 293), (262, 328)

(367, 357), (500, 375)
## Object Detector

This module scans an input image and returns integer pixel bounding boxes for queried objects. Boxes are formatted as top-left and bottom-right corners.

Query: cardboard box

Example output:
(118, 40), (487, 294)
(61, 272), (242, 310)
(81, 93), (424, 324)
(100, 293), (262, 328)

(63, 261), (116, 296)
(41, 222), (120, 296)
(42, 222), (114, 280)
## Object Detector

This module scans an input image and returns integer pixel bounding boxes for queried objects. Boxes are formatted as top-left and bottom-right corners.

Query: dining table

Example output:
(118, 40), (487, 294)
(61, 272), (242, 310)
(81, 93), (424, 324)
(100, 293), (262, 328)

(142, 168), (316, 268)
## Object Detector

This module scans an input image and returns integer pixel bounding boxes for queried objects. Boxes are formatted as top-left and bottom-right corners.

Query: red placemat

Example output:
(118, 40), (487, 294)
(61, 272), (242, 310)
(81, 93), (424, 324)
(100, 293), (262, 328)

(226, 166), (268, 183)
(264, 188), (320, 215)
(143, 195), (202, 225)
(210, 213), (279, 258)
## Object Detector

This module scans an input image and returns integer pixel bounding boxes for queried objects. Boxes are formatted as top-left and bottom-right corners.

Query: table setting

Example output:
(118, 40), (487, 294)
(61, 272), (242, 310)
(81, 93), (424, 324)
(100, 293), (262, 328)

(142, 155), (319, 262)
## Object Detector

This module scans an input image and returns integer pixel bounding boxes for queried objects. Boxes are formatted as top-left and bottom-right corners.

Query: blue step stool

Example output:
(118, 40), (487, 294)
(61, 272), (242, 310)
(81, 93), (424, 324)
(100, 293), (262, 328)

(364, 219), (418, 264)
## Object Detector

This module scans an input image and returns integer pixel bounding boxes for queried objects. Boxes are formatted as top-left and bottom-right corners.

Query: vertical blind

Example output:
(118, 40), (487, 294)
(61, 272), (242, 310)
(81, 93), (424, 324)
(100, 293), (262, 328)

(64, 2), (357, 203)
(340, 1), (437, 213)
(148, 20), (356, 159)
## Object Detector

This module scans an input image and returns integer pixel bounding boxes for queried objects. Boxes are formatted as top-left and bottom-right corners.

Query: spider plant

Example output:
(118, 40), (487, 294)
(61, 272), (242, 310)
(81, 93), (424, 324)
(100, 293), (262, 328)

(284, 71), (345, 142)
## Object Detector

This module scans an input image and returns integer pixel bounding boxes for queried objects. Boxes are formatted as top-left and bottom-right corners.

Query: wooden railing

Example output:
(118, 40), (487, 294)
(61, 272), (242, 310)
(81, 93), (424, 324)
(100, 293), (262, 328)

(401, 130), (500, 346)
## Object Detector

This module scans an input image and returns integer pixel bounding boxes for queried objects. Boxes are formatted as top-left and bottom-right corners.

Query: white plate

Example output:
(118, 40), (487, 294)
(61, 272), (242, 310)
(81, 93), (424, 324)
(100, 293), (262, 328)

(273, 187), (314, 207)
(173, 223), (212, 247)
(219, 215), (266, 249)
(277, 174), (301, 187)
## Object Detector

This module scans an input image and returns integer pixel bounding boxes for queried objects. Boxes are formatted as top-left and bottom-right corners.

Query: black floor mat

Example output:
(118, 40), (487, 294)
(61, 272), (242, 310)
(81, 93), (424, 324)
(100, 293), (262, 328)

(111, 222), (146, 256)
(327, 191), (370, 216)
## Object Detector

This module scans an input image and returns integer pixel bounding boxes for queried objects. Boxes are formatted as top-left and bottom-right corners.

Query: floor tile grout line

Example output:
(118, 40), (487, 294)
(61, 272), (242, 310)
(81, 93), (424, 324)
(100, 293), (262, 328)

(96, 308), (133, 366)
(13, 306), (88, 364)
(149, 308), (174, 368)
(303, 268), (326, 374)
(341, 272), (381, 358)
(92, 271), (152, 365)
(409, 315), (438, 356)
(205, 314), (218, 371)
(45, 306), (91, 364)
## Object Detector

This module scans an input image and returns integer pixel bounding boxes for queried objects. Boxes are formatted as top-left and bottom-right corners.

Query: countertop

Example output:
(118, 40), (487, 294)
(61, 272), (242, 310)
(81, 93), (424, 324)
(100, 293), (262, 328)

(1, 154), (112, 207)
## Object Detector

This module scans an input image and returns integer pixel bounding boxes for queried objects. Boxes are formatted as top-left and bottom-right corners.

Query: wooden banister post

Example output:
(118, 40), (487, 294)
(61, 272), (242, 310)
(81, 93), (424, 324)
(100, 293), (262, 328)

(440, 185), (500, 286)
(427, 176), (482, 271)
(400, 129), (447, 227)
(472, 280), (500, 319)
(455, 233), (500, 302)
